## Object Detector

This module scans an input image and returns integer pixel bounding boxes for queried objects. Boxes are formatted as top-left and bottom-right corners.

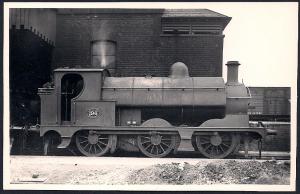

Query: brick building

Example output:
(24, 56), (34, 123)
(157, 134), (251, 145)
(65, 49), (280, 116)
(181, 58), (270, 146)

(53, 9), (230, 77)
(10, 8), (231, 77)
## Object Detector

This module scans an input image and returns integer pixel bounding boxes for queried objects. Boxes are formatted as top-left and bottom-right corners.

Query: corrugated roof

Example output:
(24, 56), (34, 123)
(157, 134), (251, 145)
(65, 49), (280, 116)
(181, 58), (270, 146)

(162, 9), (229, 18)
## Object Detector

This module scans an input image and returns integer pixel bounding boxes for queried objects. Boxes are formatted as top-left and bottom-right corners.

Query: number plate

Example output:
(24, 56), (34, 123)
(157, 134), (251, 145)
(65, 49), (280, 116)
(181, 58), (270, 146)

(87, 108), (101, 118)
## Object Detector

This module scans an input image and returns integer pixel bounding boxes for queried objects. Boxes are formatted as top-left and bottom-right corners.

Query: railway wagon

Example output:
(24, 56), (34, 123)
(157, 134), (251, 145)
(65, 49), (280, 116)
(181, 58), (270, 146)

(246, 87), (290, 152)
(37, 61), (276, 159)
(248, 87), (290, 122)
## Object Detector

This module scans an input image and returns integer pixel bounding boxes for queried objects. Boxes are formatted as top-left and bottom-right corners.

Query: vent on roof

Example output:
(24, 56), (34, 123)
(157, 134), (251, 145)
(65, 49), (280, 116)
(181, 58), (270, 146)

(162, 24), (190, 34)
(191, 25), (222, 35)
(162, 22), (222, 35)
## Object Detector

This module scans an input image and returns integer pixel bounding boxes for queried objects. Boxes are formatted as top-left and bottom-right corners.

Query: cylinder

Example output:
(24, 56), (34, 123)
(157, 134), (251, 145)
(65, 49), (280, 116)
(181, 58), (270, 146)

(91, 40), (116, 75)
(226, 61), (240, 83)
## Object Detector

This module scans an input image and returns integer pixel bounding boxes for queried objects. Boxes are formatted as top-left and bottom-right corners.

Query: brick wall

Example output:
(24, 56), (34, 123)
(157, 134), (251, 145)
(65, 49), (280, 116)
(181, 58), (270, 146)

(158, 35), (223, 77)
(54, 12), (225, 77)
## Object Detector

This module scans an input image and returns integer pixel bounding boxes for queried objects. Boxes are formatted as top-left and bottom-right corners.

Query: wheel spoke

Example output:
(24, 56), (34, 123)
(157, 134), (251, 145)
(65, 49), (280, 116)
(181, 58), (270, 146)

(80, 140), (88, 144)
(141, 140), (151, 144)
(161, 141), (170, 147)
(98, 140), (108, 146)
(143, 144), (150, 150)
(211, 146), (216, 154)
(219, 145), (225, 153)
(216, 146), (219, 154)
(150, 145), (154, 153)
(93, 145), (97, 154)
(212, 146), (216, 154)
(83, 142), (89, 149)
(159, 144), (165, 153)
(96, 142), (103, 151)
(204, 144), (212, 152)
(222, 143), (230, 147)
(88, 145), (92, 153)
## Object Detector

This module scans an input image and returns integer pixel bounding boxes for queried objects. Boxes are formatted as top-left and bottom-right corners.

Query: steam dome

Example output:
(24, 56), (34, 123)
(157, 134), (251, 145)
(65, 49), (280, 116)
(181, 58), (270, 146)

(169, 62), (189, 78)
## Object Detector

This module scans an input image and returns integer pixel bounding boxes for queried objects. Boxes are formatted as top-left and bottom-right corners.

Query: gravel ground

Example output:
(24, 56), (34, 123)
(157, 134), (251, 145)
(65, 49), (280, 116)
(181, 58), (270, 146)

(128, 160), (290, 185)
(10, 156), (290, 185)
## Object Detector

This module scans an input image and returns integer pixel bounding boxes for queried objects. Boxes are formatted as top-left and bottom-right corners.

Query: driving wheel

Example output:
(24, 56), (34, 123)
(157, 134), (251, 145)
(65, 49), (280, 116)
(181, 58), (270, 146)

(195, 132), (239, 159)
(75, 130), (112, 157)
(137, 133), (176, 158)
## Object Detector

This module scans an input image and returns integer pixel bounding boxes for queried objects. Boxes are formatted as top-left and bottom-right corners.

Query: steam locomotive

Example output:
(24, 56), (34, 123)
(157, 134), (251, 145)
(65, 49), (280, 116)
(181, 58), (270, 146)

(28, 60), (275, 159)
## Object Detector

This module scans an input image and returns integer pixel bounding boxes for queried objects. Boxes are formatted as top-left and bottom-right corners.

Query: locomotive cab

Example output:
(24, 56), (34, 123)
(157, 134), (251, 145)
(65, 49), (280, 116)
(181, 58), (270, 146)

(38, 68), (114, 127)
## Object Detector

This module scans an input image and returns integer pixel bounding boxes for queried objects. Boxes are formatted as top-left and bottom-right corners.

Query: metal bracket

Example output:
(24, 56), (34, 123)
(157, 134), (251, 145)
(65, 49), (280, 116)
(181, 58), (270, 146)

(57, 137), (72, 148)
(244, 134), (250, 158)
(177, 129), (195, 152)
(258, 138), (262, 159)
(43, 137), (50, 155)
(110, 135), (118, 154)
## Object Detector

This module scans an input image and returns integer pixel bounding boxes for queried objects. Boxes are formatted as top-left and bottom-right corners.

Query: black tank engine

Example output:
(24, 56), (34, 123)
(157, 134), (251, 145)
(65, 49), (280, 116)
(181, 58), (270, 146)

(34, 61), (276, 158)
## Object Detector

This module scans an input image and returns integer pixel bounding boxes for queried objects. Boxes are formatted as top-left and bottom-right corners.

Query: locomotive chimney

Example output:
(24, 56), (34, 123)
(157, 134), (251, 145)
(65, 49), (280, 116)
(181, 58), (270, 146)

(226, 61), (240, 84)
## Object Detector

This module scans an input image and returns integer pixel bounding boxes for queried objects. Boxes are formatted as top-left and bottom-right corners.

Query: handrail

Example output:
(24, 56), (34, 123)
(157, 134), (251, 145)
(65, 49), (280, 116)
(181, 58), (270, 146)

(246, 86), (252, 98)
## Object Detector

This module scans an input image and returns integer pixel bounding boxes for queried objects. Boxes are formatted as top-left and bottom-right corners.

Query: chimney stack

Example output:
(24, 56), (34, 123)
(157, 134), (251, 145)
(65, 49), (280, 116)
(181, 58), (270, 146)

(226, 61), (240, 84)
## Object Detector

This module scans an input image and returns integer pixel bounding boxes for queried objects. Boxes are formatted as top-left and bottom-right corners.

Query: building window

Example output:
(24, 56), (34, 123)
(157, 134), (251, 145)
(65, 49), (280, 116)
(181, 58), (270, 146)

(162, 22), (222, 35)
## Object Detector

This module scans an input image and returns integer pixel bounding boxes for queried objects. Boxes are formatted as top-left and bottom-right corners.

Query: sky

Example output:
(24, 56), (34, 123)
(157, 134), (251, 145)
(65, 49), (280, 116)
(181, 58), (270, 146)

(209, 3), (298, 87)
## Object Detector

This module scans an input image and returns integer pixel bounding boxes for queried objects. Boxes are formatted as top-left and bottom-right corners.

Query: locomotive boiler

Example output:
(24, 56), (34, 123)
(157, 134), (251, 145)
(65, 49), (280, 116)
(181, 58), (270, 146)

(37, 61), (276, 158)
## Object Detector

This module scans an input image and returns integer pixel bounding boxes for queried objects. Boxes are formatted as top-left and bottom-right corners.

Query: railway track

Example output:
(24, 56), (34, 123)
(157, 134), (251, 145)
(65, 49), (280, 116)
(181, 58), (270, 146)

(10, 150), (290, 160)
(236, 151), (290, 160)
